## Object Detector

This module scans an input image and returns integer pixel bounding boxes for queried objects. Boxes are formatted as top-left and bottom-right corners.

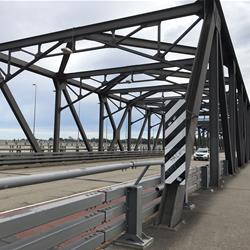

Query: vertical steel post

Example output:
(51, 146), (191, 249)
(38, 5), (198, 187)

(228, 61), (237, 169)
(243, 94), (248, 163)
(98, 95), (104, 151)
(134, 112), (149, 151)
(235, 87), (243, 166)
(147, 111), (151, 151)
(162, 114), (165, 151)
(127, 107), (132, 151)
(153, 119), (163, 150)
(218, 35), (234, 174)
(53, 80), (62, 152)
(115, 185), (153, 248)
(209, 30), (220, 186)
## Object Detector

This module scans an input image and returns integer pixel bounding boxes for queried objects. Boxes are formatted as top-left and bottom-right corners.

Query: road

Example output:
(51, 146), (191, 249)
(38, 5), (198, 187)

(0, 157), (216, 212)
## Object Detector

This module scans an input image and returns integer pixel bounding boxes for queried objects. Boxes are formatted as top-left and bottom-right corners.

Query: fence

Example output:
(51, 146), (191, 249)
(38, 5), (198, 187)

(0, 159), (225, 250)
(0, 150), (163, 167)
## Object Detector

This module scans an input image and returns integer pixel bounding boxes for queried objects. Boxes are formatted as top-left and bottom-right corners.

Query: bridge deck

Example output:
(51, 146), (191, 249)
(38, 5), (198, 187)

(0, 157), (207, 212)
(108, 163), (250, 250)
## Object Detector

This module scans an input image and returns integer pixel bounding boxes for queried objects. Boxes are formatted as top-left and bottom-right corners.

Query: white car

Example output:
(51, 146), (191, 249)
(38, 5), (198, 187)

(193, 148), (209, 161)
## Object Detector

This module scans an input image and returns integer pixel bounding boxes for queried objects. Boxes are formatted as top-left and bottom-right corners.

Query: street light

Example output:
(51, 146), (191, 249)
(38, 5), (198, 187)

(32, 84), (37, 137)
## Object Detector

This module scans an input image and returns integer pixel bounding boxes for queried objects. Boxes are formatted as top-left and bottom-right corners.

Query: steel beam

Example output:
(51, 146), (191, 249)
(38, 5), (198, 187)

(104, 100), (124, 151)
(62, 60), (193, 80)
(209, 30), (220, 186)
(109, 108), (128, 150)
(134, 112), (149, 151)
(98, 95), (105, 151)
(99, 73), (130, 94)
(62, 88), (93, 151)
(0, 78), (41, 152)
(53, 80), (63, 152)
(147, 111), (151, 150)
(228, 61), (237, 169)
(185, 3), (215, 183)
(0, 2), (202, 51)
(127, 107), (132, 151)
(110, 84), (188, 94)
(218, 35), (234, 174)
(153, 119), (163, 150)
(87, 33), (196, 55)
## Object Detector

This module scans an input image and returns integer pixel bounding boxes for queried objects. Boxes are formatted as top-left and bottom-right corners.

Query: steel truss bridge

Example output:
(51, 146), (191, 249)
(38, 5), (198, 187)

(0, 0), (249, 249)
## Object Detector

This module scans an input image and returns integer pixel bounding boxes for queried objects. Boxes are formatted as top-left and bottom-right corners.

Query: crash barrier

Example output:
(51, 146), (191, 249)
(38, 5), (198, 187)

(0, 150), (163, 167)
(0, 159), (220, 250)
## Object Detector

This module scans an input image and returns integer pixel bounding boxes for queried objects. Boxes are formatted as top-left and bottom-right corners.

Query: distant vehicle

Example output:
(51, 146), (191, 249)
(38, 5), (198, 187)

(193, 148), (209, 161)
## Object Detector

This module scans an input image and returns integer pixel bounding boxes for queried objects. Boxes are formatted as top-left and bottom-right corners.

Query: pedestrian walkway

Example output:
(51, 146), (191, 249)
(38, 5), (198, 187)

(108, 163), (250, 250)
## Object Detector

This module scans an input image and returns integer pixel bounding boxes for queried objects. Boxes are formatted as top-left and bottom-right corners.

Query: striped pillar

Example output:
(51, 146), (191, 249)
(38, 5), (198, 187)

(164, 99), (186, 185)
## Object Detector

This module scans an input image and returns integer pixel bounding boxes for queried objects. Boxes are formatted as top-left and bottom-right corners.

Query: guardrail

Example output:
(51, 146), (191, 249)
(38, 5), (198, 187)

(0, 150), (163, 166)
(0, 159), (214, 250)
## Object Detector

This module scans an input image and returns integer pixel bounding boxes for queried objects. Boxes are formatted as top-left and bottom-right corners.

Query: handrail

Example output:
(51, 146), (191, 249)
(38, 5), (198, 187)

(0, 159), (164, 189)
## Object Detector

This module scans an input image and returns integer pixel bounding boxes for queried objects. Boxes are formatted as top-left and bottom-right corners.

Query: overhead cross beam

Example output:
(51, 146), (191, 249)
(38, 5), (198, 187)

(0, 2), (202, 51)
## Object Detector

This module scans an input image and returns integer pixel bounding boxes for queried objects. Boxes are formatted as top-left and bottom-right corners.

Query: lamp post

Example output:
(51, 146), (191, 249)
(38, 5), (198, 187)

(32, 84), (37, 137)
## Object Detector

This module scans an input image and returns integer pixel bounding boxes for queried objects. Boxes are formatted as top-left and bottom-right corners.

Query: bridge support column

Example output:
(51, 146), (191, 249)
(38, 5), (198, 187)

(115, 185), (153, 249)
(157, 99), (186, 228)
(228, 61), (237, 170)
(209, 30), (220, 187)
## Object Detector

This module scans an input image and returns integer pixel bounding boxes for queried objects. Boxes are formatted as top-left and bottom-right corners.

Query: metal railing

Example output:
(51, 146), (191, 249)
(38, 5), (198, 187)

(0, 159), (214, 250)
(0, 150), (163, 166)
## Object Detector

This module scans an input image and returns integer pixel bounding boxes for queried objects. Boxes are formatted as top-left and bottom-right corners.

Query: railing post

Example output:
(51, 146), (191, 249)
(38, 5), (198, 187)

(160, 164), (165, 184)
(115, 185), (153, 249)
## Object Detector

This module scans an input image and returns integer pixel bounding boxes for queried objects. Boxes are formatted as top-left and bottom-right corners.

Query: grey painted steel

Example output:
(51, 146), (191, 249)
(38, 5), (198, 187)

(209, 30), (220, 186)
(0, 151), (163, 166)
(53, 80), (63, 152)
(98, 96), (105, 151)
(218, 35), (234, 174)
(0, 192), (105, 238)
(0, 159), (163, 189)
(115, 185), (154, 249)
(134, 165), (150, 186)
(127, 107), (132, 151)
(0, 213), (105, 250)
(0, 2), (202, 51)
(185, 2), (215, 189)
(62, 88), (93, 151)
(0, 162), (220, 250)
(63, 61), (192, 80)
(228, 61), (237, 169)
(86, 33), (196, 55)
(0, 82), (41, 153)
(0, 2), (249, 248)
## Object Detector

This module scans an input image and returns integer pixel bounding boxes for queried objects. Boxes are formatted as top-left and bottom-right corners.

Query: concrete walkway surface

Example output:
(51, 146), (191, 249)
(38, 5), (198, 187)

(108, 163), (250, 250)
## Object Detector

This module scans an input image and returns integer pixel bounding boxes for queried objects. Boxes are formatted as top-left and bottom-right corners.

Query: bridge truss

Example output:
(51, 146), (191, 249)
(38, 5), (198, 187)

(0, 0), (249, 248)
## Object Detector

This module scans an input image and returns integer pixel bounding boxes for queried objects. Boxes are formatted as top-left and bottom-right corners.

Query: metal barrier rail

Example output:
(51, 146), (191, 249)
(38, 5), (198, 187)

(0, 160), (210, 250)
(0, 150), (163, 166)
(0, 159), (164, 189)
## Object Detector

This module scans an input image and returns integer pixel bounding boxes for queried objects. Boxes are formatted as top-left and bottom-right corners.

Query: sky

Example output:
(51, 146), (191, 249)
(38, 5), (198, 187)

(0, 0), (249, 140)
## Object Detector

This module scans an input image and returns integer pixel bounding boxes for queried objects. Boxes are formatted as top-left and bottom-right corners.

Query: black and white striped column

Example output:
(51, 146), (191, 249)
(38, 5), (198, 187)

(164, 99), (186, 185)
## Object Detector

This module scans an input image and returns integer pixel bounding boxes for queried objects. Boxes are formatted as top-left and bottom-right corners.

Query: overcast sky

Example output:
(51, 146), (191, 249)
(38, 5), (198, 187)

(0, 0), (249, 140)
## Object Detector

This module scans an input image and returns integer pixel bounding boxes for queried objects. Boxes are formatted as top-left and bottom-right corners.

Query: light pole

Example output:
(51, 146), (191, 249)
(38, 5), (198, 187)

(32, 84), (37, 137)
